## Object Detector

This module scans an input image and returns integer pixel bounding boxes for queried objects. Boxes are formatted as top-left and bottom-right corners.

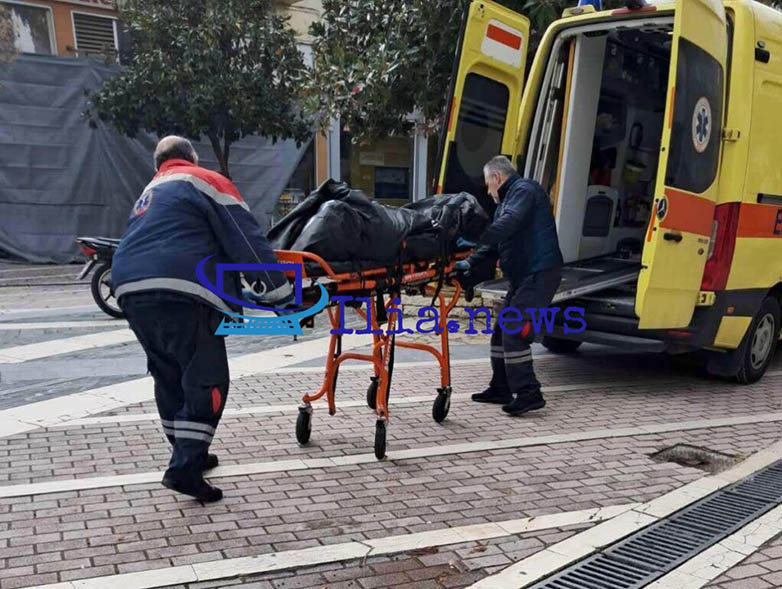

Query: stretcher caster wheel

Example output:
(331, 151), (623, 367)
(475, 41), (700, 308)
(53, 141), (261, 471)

(296, 405), (312, 445)
(366, 377), (379, 410)
(374, 419), (387, 460)
(432, 387), (451, 423)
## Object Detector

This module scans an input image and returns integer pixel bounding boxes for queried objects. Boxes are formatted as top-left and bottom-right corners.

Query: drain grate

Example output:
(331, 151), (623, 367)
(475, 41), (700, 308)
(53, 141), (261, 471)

(531, 459), (782, 589)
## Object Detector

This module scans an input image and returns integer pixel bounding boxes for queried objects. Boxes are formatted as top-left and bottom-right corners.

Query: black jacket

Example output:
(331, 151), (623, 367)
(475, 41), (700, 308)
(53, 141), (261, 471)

(468, 174), (563, 285)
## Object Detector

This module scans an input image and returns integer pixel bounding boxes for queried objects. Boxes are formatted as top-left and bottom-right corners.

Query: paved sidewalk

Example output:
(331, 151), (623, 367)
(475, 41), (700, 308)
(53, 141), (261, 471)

(0, 350), (781, 588)
(2, 264), (782, 589)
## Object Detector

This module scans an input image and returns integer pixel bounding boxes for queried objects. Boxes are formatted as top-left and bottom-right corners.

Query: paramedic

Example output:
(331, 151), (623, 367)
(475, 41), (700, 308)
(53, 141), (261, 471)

(455, 156), (563, 416)
(112, 136), (293, 503)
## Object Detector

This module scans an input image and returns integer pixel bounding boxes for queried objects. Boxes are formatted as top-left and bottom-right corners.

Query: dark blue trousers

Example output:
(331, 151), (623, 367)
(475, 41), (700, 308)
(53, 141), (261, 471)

(489, 267), (562, 395)
(122, 292), (229, 483)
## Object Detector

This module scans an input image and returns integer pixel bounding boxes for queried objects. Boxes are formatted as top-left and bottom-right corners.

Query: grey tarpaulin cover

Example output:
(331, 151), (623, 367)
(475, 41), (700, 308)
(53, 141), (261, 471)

(0, 55), (310, 263)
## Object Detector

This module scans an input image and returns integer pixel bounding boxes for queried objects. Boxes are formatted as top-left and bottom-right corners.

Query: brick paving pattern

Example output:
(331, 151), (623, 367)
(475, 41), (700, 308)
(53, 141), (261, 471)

(706, 532), (782, 589)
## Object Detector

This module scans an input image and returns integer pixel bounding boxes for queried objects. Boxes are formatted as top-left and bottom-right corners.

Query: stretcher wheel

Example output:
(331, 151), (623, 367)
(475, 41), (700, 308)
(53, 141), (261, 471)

(432, 387), (451, 424)
(366, 377), (379, 410)
(296, 406), (312, 445)
(374, 419), (387, 460)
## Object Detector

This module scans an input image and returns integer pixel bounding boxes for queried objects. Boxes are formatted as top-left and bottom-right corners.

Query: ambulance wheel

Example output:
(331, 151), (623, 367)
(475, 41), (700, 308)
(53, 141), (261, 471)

(542, 336), (582, 354)
(737, 296), (780, 384)
(374, 419), (387, 460)
(366, 377), (379, 410)
(432, 388), (451, 423)
(91, 263), (125, 319)
(296, 407), (312, 445)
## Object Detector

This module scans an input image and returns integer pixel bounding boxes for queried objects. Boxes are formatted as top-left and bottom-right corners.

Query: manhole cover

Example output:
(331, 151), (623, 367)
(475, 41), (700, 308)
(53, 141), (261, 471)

(650, 444), (741, 474)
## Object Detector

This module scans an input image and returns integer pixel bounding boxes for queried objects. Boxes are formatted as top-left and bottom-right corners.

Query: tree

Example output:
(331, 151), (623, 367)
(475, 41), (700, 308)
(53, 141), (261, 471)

(0, 3), (17, 67)
(87, 0), (311, 178)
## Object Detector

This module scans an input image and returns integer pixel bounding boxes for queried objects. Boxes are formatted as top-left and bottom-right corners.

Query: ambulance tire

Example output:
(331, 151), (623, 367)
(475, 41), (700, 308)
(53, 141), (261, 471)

(736, 296), (780, 384)
(542, 336), (582, 354)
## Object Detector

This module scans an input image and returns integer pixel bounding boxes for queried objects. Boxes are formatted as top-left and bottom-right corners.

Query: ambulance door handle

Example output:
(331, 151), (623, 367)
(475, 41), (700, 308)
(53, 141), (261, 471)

(663, 232), (682, 243)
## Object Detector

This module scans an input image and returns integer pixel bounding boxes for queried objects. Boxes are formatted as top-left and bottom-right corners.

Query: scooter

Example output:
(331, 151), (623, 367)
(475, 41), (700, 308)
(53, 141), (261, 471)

(75, 236), (124, 319)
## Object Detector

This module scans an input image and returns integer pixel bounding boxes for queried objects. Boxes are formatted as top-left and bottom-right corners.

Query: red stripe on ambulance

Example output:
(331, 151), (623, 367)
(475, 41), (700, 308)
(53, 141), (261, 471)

(486, 24), (522, 50)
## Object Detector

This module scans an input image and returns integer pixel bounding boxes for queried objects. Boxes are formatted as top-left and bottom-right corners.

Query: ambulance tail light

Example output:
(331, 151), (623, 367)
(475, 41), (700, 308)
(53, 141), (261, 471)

(701, 202), (741, 291)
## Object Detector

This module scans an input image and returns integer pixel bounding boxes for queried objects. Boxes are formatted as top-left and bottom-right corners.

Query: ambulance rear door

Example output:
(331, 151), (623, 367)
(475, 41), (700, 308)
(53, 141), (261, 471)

(435, 0), (530, 211)
(635, 0), (728, 329)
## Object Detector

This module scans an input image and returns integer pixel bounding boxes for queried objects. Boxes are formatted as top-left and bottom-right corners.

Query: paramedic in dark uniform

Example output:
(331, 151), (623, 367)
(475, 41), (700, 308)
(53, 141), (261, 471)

(112, 136), (292, 503)
(455, 156), (563, 415)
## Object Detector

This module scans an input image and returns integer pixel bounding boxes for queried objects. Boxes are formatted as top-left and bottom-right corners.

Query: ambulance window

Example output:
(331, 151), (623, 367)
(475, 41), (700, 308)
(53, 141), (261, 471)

(443, 73), (509, 208)
(665, 38), (724, 194)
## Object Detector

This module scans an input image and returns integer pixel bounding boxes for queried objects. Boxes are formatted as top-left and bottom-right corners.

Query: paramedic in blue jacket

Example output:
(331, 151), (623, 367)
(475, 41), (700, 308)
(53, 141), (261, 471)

(113, 136), (293, 503)
(456, 156), (563, 416)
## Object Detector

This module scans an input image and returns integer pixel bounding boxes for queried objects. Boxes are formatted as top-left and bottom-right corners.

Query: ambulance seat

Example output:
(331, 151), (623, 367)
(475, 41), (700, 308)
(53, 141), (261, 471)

(579, 186), (618, 259)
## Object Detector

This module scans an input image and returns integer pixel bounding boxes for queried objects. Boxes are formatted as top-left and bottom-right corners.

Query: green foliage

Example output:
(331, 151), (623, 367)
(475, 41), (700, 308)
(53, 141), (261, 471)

(87, 0), (311, 178)
(306, 0), (661, 144)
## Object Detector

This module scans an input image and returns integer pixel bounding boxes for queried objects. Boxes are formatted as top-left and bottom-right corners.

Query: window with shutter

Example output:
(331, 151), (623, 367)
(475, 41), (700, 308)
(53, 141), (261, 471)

(72, 12), (116, 58)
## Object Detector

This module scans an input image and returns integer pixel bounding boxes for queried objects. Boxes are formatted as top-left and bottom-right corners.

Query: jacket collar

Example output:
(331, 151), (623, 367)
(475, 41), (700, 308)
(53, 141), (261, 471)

(157, 159), (198, 174)
(497, 173), (521, 202)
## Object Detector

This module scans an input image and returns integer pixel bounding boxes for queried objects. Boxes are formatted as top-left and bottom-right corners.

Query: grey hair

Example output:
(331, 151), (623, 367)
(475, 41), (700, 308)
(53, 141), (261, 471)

(483, 155), (516, 178)
(154, 136), (198, 170)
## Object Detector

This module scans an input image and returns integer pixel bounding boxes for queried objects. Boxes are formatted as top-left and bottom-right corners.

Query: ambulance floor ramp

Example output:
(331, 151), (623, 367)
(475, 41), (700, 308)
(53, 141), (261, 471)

(530, 459), (782, 589)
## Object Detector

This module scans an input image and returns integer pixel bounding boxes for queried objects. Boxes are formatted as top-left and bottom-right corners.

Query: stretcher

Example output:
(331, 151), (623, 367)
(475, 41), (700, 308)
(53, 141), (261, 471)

(274, 248), (469, 460)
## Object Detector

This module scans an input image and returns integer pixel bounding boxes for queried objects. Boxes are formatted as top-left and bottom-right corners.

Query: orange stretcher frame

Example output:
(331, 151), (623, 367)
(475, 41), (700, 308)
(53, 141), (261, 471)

(274, 248), (469, 460)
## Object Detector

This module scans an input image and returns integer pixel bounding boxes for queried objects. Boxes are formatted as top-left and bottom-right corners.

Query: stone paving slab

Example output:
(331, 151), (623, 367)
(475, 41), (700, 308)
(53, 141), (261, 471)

(705, 531), (782, 589)
(175, 524), (591, 589)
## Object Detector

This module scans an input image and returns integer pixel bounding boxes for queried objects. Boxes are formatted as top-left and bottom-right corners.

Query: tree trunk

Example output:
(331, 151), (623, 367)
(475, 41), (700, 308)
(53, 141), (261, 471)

(207, 133), (232, 179)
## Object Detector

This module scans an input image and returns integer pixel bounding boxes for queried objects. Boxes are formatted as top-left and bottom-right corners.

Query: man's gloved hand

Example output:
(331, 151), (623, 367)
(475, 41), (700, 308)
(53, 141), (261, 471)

(259, 281), (296, 309)
(243, 281), (295, 308)
(456, 237), (477, 249)
(454, 259), (471, 273)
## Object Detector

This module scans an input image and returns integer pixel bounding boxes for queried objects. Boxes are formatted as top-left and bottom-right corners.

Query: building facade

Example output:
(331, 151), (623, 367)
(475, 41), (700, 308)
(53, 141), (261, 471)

(1, 0), (432, 210)
(2, 0), (119, 59)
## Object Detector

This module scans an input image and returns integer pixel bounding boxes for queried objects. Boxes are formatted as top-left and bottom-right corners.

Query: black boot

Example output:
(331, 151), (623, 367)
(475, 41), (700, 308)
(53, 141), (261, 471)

(204, 453), (219, 470)
(502, 391), (546, 416)
(472, 387), (513, 404)
(162, 476), (223, 503)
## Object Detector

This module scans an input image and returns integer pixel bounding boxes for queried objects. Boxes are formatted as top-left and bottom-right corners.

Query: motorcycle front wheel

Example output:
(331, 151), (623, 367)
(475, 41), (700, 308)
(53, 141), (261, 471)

(90, 262), (125, 319)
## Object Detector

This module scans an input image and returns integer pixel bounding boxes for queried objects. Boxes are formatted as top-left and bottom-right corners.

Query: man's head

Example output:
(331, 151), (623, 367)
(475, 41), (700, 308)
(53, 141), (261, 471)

(483, 156), (517, 203)
(153, 135), (199, 171)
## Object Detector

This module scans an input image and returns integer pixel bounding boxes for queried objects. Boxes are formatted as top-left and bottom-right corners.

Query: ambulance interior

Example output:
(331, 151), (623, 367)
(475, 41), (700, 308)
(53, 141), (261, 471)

(526, 20), (674, 314)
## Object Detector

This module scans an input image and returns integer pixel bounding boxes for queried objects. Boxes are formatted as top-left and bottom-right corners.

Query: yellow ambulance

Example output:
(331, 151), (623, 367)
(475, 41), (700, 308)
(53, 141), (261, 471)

(437, 0), (782, 382)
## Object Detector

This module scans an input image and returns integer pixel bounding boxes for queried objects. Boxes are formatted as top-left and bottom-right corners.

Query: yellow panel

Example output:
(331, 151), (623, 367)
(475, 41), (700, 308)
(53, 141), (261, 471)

(727, 237), (782, 290)
(713, 316), (752, 349)
(636, 0), (728, 329)
(437, 1), (530, 191)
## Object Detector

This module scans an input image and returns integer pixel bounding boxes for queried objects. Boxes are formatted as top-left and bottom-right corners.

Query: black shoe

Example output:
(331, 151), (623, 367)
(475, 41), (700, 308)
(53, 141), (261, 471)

(472, 388), (513, 404)
(162, 475), (223, 503)
(502, 392), (546, 416)
(204, 453), (218, 471)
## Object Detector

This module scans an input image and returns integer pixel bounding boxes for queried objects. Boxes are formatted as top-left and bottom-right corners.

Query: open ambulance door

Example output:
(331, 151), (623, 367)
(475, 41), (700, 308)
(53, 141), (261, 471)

(635, 0), (727, 329)
(435, 0), (530, 212)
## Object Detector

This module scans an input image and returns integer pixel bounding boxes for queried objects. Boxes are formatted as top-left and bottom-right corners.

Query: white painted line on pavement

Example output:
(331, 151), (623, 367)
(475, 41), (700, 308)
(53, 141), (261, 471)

(0, 304), (97, 318)
(0, 333), (371, 439)
(0, 320), (124, 330)
(4, 411), (782, 498)
(467, 440), (782, 588)
(646, 503), (782, 589)
(30, 504), (634, 589)
(61, 376), (682, 427)
(0, 328), (137, 363)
